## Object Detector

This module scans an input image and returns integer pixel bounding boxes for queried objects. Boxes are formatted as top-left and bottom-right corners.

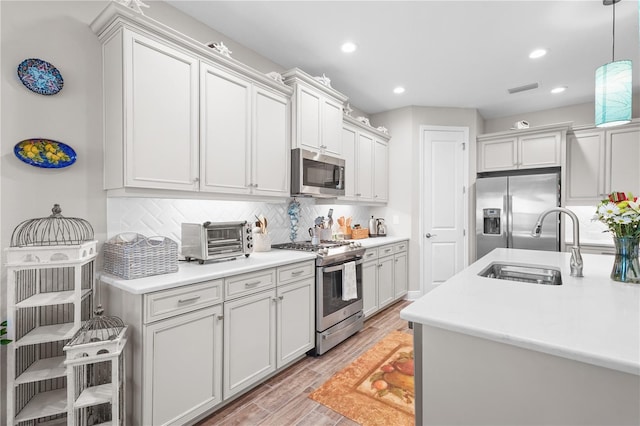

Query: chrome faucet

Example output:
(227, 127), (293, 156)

(532, 207), (583, 277)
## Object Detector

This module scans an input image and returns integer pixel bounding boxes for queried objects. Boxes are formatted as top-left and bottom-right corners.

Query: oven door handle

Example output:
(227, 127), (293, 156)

(320, 258), (364, 274)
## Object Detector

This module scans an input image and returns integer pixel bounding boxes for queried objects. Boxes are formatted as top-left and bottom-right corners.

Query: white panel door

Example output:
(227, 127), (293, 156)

(422, 127), (468, 292)
(356, 133), (374, 200)
(297, 87), (321, 150)
(321, 98), (344, 155)
(519, 132), (561, 169)
(567, 130), (606, 203)
(200, 63), (251, 194)
(223, 290), (276, 399)
(253, 87), (290, 196)
(374, 138), (389, 202)
(606, 126), (640, 196)
(144, 305), (223, 426)
(477, 138), (516, 172)
(126, 31), (199, 190)
(276, 278), (314, 367)
(377, 255), (395, 309)
(341, 126), (358, 200)
(362, 258), (378, 318)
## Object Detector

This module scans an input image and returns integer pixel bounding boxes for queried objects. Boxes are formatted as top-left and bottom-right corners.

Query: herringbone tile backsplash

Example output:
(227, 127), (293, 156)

(107, 197), (371, 247)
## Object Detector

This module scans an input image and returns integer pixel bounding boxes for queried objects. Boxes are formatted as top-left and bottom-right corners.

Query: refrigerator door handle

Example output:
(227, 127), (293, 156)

(505, 194), (514, 248)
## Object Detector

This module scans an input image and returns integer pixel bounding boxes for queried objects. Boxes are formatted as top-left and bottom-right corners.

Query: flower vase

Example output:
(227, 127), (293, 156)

(610, 236), (640, 283)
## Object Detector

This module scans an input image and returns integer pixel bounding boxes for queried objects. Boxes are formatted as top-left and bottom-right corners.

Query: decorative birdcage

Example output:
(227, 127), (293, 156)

(64, 306), (127, 426)
(5, 205), (97, 426)
(10, 203), (94, 247)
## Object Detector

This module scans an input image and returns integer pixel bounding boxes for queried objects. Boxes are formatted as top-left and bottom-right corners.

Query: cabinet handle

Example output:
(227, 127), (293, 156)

(245, 280), (261, 287)
(279, 295), (284, 300)
(254, 183), (258, 188)
(395, 259), (399, 262)
(374, 195), (378, 198)
(217, 315), (224, 320)
(356, 193), (362, 197)
(378, 264), (383, 268)
(192, 177), (200, 183)
(291, 270), (304, 276)
(384, 249), (392, 253)
(399, 245), (405, 249)
(178, 295), (201, 304)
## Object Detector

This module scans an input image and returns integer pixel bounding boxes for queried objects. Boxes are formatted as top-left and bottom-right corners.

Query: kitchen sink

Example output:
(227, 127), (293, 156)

(478, 262), (563, 285)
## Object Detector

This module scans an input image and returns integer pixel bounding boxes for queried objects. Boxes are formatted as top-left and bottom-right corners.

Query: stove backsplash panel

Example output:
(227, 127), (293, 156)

(107, 197), (371, 248)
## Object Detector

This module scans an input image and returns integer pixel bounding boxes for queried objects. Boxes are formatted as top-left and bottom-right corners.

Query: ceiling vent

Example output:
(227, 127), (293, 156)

(507, 83), (539, 94)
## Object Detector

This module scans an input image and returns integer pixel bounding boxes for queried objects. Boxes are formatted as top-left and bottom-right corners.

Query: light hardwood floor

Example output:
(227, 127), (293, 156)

(197, 300), (413, 426)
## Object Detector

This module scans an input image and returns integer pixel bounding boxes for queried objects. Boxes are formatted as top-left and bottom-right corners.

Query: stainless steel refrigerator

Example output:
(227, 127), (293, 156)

(476, 172), (560, 259)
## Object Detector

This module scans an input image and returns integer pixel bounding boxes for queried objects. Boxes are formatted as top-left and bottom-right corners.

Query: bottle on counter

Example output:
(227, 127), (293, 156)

(369, 215), (377, 237)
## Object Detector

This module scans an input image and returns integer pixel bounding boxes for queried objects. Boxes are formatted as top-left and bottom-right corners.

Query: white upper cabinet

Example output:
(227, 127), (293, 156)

(283, 68), (348, 157)
(200, 64), (252, 195)
(565, 122), (640, 204)
(477, 124), (569, 173)
(92, 3), (292, 198)
(374, 138), (389, 202)
(341, 117), (391, 204)
(103, 29), (199, 191)
(200, 64), (290, 197)
(566, 129), (606, 203)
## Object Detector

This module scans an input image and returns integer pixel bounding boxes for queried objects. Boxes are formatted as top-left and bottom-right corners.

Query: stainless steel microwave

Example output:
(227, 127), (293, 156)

(291, 148), (345, 198)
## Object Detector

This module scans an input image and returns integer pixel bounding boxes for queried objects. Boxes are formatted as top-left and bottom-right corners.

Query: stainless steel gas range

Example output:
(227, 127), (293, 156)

(272, 240), (365, 355)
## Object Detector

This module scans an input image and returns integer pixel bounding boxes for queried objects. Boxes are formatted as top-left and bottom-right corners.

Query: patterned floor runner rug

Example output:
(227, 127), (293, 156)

(308, 331), (414, 426)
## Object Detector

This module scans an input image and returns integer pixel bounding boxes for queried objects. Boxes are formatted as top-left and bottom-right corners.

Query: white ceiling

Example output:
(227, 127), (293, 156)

(166, 0), (639, 119)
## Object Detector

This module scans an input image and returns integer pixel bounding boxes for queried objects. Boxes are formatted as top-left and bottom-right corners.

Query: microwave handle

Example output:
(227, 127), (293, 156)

(336, 166), (344, 190)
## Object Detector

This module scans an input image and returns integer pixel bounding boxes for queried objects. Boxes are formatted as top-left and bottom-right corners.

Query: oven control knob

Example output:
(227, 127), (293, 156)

(321, 248), (329, 255)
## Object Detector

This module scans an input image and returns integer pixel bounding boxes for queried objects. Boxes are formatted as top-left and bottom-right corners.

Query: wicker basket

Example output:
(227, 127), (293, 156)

(103, 233), (178, 280)
(351, 228), (369, 239)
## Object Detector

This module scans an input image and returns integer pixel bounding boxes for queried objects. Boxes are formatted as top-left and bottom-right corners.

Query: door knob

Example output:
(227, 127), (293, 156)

(425, 233), (438, 238)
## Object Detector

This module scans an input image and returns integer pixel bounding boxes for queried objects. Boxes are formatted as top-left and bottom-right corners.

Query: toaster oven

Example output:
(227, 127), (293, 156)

(181, 221), (252, 264)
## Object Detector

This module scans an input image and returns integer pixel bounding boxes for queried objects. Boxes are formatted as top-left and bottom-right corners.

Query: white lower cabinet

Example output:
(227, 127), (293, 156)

(362, 251), (379, 318)
(223, 289), (277, 399)
(362, 241), (409, 318)
(377, 254), (395, 310)
(277, 277), (315, 367)
(144, 304), (223, 426)
(103, 259), (314, 425)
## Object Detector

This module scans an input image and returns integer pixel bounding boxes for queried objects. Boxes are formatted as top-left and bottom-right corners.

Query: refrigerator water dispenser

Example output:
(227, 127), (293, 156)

(483, 209), (501, 235)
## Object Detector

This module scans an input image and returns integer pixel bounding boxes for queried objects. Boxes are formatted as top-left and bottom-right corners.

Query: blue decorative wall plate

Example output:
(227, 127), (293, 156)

(17, 58), (64, 95)
(14, 139), (76, 168)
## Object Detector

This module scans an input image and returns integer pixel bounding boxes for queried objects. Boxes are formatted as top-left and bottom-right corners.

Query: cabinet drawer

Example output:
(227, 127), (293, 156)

(144, 279), (223, 323)
(225, 269), (276, 299)
(277, 261), (315, 285)
(394, 241), (408, 253)
(363, 248), (378, 261)
(378, 245), (395, 257)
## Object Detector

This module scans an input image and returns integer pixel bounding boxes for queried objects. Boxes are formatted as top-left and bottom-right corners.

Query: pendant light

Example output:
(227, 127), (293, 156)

(595, 0), (632, 127)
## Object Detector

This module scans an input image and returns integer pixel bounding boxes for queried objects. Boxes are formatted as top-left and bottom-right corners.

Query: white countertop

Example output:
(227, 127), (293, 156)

(400, 248), (640, 375)
(100, 250), (316, 295)
(99, 236), (409, 295)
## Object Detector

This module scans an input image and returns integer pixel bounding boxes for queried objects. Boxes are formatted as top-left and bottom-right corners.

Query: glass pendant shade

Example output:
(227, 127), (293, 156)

(595, 59), (633, 127)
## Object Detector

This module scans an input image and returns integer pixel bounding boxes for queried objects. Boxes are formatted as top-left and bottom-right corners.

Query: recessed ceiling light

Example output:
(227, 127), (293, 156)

(393, 86), (405, 94)
(529, 49), (547, 59)
(341, 42), (357, 53)
(551, 86), (567, 94)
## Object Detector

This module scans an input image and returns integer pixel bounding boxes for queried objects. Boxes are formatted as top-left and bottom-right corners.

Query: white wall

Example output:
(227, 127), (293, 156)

(484, 93), (640, 133)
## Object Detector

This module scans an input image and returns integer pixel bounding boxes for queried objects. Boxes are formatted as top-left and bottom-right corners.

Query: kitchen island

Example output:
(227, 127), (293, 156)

(400, 248), (640, 425)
